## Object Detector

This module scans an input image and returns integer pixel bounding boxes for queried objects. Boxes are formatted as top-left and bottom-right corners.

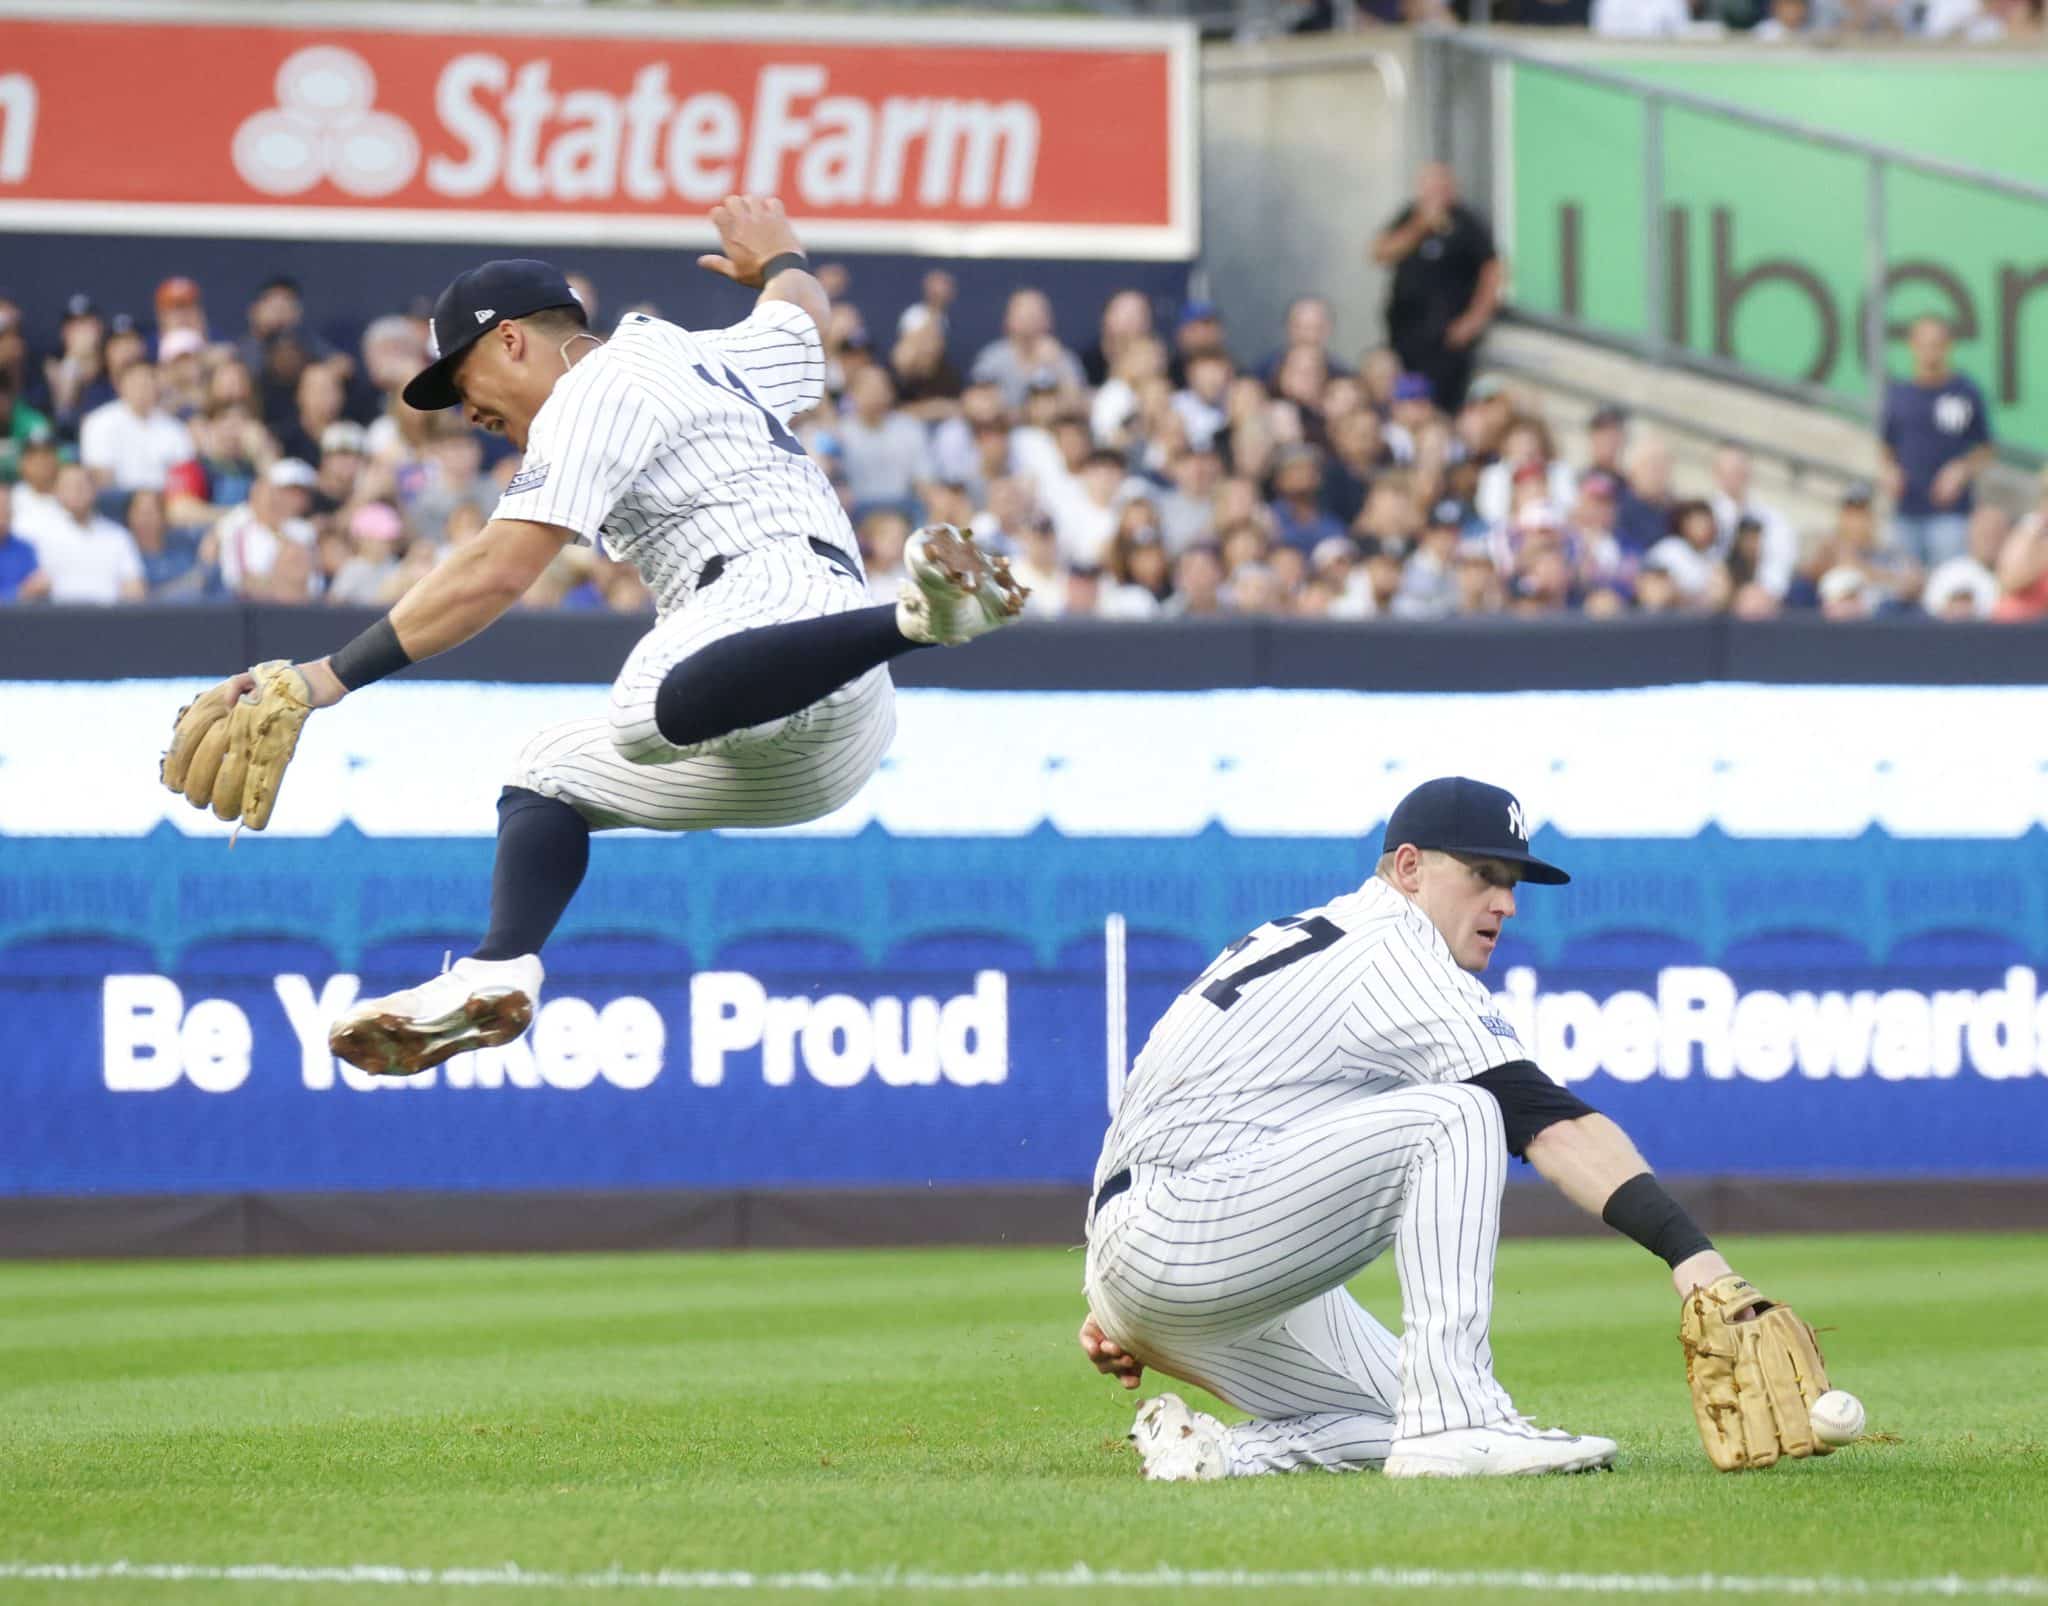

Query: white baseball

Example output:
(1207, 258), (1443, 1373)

(1810, 1389), (1864, 1446)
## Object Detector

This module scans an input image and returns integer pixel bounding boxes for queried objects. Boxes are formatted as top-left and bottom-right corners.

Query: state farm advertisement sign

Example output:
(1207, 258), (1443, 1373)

(0, 3), (1195, 258)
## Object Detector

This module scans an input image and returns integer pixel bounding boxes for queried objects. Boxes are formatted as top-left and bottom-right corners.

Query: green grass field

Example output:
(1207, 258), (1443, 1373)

(3, 1233), (2044, 1605)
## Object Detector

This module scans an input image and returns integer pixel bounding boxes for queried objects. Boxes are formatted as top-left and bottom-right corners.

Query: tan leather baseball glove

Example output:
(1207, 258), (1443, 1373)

(160, 660), (315, 832)
(1680, 1274), (1832, 1470)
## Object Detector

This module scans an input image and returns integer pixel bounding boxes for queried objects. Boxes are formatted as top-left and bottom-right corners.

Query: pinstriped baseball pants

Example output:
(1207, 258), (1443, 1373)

(510, 544), (896, 831)
(1083, 1082), (1518, 1473)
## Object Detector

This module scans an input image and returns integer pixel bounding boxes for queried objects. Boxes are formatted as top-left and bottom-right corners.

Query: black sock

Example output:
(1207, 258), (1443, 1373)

(471, 787), (592, 961)
(654, 603), (926, 749)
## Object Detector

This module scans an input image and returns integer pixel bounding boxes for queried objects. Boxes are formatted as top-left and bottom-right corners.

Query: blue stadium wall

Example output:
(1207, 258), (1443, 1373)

(4, 632), (2047, 1251)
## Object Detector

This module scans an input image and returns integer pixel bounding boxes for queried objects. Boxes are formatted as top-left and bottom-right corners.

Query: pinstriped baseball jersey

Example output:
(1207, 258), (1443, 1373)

(491, 302), (848, 615)
(1096, 877), (1524, 1184)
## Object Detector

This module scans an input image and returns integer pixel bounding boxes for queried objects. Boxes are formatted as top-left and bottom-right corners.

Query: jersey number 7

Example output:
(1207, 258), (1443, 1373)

(1186, 915), (1345, 1010)
(693, 362), (806, 457)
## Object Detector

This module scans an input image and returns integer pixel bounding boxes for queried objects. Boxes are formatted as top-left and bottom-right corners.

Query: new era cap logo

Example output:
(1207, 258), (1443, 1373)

(475, 308), (495, 324)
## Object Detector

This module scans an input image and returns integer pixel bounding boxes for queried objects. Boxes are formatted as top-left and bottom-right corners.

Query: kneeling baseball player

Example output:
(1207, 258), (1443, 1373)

(1080, 777), (1831, 1478)
(160, 196), (1024, 1075)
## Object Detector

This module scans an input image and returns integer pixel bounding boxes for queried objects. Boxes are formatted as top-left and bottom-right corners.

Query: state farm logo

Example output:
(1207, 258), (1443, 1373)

(233, 46), (419, 198)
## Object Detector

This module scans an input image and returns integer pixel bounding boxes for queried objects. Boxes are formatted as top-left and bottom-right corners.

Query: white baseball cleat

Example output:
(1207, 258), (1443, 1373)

(328, 953), (544, 1077)
(1383, 1418), (1618, 1478)
(1129, 1393), (1230, 1482)
(896, 523), (1028, 646)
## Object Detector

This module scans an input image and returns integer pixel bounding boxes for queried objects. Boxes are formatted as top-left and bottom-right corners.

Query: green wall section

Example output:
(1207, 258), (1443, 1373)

(1508, 59), (2048, 455)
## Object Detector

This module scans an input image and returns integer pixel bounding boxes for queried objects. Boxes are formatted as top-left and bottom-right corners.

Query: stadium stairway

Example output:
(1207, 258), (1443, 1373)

(1478, 321), (2039, 563)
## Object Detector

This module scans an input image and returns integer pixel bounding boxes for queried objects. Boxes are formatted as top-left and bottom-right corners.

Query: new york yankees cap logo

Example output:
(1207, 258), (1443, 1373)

(1382, 776), (1570, 885)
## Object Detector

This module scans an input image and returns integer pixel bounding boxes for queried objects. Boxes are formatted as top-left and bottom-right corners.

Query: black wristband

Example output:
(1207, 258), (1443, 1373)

(328, 615), (413, 692)
(1601, 1171), (1714, 1269)
(760, 251), (809, 285)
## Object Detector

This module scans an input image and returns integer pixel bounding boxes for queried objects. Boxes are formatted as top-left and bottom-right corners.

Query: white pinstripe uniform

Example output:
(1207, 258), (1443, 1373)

(1084, 877), (1527, 1474)
(493, 303), (893, 831)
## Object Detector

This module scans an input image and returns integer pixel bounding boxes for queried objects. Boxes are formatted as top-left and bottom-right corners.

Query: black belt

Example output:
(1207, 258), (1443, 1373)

(697, 537), (860, 592)
(1093, 1168), (1132, 1216)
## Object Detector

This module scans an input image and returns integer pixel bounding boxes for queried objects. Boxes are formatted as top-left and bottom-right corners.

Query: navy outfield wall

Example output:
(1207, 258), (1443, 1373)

(0, 233), (1189, 381)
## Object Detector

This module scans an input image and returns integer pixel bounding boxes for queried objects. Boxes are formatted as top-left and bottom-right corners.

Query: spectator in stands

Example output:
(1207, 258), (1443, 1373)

(1155, 445), (1222, 554)
(277, 361), (349, 466)
(155, 329), (211, 421)
(1102, 505), (1170, 616)
(971, 288), (1086, 409)
(1224, 373), (1290, 486)
(154, 276), (208, 343)
(359, 314), (431, 454)
(1615, 435), (1676, 555)
(1592, 0), (1694, 33)
(838, 367), (930, 513)
(1092, 335), (1169, 455)
(858, 505), (913, 604)
(1165, 543), (1225, 617)
(889, 319), (963, 419)
(405, 431), (492, 544)
(1258, 296), (1347, 385)
(0, 294), (30, 413)
(0, 359), (54, 488)
(1920, 0), (2038, 36)
(1475, 416), (1575, 526)
(1993, 471), (2048, 621)
(1392, 499), (1466, 619)
(1580, 404), (1628, 481)
(33, 461), (145, 604)
(237, 276), (333, 380)
(1796, 483), (1921, 611)
(1322, 408), (1386, 529)
(207, 458), (316, 600)
(1270, 345), (1333, 448)
(1082, 289), (1155, 388)
(124, 486), (207, 598)
(1753, 0), (1814, 34)
(312, 421), (368, 517)
(1008, 513), (1067, 617)
(43, 295), (114, 436)
(1371, 162), (1503, 414)
(1881, 315), (1993, 569)
(0, 483), (51, 601)
(1169, 301), (1231, 388)
(1452, 536), (1505, 615)
(1270, 445), (1347, 555)
(896, 268), (957, 345)
(1922, 507), (2006, 619)
(78, 360), (194, 494)
(1708, 443), (1798, 598)
(323, 500), (407, 606)
(1644, 499), (1733, 610)
(1172, 349), (1234, 454)
(9, 429), (65, 544)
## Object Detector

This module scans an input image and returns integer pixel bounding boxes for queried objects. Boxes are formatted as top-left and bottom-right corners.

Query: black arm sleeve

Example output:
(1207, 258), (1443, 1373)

(1466, 1059), (1598, 1159)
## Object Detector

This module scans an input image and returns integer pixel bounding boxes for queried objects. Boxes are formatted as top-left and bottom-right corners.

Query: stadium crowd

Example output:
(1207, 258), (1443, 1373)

(1285, 0), (2044, 40)
(1, 251), (2039, 626)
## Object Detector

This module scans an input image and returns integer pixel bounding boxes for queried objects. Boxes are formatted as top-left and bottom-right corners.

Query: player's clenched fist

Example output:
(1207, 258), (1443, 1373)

(697, 195), (809, 290)
(159, 660), (330, 831)
(1079, 1313), (1145, 1390)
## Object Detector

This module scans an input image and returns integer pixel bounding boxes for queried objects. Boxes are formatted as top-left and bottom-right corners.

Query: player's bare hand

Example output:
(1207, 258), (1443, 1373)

(1079, 1314), (1144, 1390)
(296, 659), (349, 709)
(697, 195), (806, 289)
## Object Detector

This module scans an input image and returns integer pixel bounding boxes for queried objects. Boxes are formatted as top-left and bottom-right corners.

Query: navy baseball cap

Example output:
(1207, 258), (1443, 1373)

(403, 258), (581, 411)
(1382, 776), (1570, 885)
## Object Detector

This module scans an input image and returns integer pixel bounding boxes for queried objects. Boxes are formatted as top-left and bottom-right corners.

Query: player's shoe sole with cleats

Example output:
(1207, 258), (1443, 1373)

(1129, 1393), (1230, 1482)
(1384, 1420), (1618, 1478)
(896, 524), (1027, 646)
(328, 954), (544, 1077)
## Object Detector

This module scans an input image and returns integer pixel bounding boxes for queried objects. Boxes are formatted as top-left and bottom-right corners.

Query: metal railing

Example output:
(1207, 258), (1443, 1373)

(1419, 31), (2048, 465)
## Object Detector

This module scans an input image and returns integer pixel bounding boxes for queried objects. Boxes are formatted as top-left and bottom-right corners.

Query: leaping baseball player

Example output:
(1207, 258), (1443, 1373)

(159, 196), (1025, 1074)
(1079, 777), (1833, 1479)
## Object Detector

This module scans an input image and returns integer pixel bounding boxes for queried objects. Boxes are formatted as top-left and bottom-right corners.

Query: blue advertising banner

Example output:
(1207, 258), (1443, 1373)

(3, 683), (2045, 1195)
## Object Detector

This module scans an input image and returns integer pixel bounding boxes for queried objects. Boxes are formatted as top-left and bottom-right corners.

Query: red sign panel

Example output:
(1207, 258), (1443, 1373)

(0, 4), (1195, 258)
